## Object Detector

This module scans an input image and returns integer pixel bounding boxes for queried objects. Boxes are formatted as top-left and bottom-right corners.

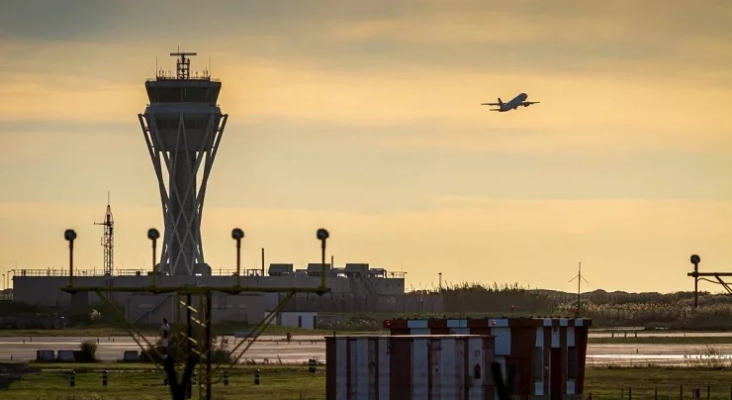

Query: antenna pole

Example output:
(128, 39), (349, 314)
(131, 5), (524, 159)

(94, 194), (115, 276)
(568, 261), (588, 317)
(169, 50), (198, 79)
(577, 262), (581, 315)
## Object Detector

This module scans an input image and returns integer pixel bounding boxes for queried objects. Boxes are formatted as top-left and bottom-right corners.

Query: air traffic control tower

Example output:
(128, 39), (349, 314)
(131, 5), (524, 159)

(138, 51), (228, 276)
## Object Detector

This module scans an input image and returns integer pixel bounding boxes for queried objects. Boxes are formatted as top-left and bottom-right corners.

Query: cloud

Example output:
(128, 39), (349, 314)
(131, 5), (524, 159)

(1, 0), (730, 84)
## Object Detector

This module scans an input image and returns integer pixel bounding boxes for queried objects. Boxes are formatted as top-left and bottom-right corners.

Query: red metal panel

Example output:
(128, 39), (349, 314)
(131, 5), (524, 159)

(382, 318), (592, 398)
(482, 336), (497, 400)
(509, 326), (536, 396)
(559, 326), (568, 395)
(575, 325), (590, 394)
(390, 336), (412, 399)
(327, 335), (496, 400)
(543, 326), (551, 396)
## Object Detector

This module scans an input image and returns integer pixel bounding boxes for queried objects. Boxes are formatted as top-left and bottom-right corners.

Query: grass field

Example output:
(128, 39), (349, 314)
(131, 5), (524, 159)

(2, 364), (732, 400)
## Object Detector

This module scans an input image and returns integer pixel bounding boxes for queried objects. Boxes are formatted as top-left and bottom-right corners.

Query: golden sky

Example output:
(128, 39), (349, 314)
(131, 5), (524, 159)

(1, 0), (731, 292)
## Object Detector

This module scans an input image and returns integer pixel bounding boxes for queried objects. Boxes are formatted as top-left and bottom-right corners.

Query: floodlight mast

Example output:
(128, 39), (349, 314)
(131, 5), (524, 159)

(139, 50), (228, 276)
(687, 253), (732, 307)
(64, 229), (77, 287)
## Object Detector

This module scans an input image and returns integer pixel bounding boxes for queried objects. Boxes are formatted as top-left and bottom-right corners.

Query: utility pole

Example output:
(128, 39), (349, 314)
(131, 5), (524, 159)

(568, 262), (589, 316)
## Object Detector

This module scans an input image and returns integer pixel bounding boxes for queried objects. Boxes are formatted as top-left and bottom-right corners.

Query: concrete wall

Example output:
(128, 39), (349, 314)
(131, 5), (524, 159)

(126, 293), (266, 325)
(282, 292), (444, 314)
(266, 311), (318, 329)
(12, 274), (405, 307)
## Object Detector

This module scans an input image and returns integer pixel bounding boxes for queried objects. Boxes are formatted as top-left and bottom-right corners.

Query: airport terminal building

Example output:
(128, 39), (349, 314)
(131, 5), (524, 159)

(12, 263), (406, 324)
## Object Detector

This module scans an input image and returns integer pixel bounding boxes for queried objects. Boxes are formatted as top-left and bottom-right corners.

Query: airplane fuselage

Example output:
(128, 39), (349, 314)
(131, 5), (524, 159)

(497, 92), (528, 112)
(481, 92), (539, 112)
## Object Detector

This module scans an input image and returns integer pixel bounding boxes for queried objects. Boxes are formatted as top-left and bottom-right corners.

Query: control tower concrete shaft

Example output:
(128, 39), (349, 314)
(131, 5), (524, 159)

(138, 51), (228, 276)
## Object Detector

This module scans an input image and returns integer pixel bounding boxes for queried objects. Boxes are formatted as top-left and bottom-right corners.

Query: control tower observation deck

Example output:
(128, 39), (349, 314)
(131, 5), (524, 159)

(138, 51), (229, 276)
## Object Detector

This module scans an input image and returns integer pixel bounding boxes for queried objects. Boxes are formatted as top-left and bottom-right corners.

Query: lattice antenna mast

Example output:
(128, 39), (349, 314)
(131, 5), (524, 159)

(568, 261), (589, 316)
(170, 51), (198, 79)
(94, 192), (114, 276)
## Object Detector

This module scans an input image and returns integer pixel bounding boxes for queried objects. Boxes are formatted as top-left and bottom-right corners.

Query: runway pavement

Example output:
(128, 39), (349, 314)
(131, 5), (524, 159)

(3, 334), (732, 366)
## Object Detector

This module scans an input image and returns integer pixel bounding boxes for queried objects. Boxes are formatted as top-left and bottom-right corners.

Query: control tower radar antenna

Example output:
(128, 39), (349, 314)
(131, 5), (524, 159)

(169, 51), (198, 79)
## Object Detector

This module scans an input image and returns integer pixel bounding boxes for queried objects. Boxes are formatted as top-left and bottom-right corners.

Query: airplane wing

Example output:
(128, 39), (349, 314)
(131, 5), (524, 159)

(481, 102), (501, 106)
(521, 101), (540, 106)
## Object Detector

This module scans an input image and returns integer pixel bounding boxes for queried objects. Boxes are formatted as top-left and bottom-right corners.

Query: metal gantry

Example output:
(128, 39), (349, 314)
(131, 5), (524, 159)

(687, 254), (732, 308)
(61, 227), (332, 400)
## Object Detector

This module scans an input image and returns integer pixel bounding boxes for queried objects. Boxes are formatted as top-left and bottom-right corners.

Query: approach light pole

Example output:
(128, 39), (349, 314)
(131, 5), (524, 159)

(147, 228), (160, 287)
(316, 228), (330, 291)
(690, 254), (701, 308)
(231, 228), (244, 287)
(64, 229), (77, 287)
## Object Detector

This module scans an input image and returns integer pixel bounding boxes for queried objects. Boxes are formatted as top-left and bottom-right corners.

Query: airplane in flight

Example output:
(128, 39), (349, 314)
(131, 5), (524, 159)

(481, 92), (540, 112)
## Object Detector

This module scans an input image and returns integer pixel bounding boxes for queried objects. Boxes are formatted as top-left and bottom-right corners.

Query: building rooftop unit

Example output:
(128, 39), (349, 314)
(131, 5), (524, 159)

(11, 262), (406, 280)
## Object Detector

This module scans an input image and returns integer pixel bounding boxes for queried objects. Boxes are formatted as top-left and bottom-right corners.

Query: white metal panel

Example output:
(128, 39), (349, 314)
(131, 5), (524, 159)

(543, 318), (552, 326)
(407, 320), (429, 328)
(433, 338), (446, 399)
(535, 327), (544, 347)
(449, 328), (470, 334)
(493, 327), (511, 355)
(411, 328), (430, 335)
(378, 338), (390, 400)
(412, 338), (429, 400)
(535, 381), (544, 396)
(568, 326), (575, 347)
(447, 319), (468, 328)
(551, 327), (560, 348)
(331, 335), (495, 400)
(335, 338), (348, 400)
(567, 379), (576, 394)
(575, 318), (583, 327)
(367, 339), (377, 400)
(354, 338), (369, 400)
(560, 318), (568, 327)
(468, 338), (483, 400)
(491, 318), (510, 327)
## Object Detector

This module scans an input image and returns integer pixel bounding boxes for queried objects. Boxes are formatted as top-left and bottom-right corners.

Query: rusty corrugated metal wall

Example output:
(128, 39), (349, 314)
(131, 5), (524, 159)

(383, 317), (591, 399)
(326, 334), (496, 400)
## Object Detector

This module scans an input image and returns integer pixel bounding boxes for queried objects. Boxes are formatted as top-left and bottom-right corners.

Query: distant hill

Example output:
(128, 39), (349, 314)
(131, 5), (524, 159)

(406, 283), (732, 330)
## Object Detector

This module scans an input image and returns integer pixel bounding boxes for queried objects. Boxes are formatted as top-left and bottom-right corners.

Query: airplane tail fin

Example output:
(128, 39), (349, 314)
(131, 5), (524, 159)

(498, 98), (504, 107)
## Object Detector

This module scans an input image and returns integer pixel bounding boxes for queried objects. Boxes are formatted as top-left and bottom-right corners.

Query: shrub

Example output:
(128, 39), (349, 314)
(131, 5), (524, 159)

(77, 339), (98, 362)
(140, 333), (232, 364)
